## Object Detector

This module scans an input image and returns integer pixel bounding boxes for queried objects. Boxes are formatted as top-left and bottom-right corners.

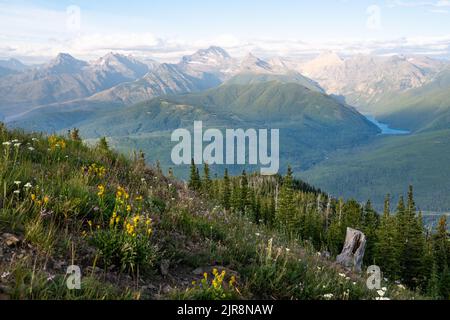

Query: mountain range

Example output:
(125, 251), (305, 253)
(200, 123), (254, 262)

(2, 46), (450, 211)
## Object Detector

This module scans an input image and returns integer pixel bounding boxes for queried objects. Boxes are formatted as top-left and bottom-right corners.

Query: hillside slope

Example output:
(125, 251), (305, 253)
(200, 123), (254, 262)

(9, 81), (379, 177)
(0, 124), (416, 300)
(373, 68), (450, 133)
(301, 129), (450, 211)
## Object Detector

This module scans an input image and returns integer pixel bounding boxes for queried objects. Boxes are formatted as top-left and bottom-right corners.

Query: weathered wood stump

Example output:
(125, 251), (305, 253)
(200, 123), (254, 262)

(336, 227), (366, 272)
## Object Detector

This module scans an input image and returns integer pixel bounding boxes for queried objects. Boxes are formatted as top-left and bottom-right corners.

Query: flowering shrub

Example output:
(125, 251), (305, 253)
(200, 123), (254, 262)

(179, 268), (240, 300)
(48, 135), (66, 151)
(88, 185), (157, 272)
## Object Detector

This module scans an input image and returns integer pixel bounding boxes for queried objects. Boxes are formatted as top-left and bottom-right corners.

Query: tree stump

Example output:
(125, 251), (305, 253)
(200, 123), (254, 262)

(336, 227), (366, 272)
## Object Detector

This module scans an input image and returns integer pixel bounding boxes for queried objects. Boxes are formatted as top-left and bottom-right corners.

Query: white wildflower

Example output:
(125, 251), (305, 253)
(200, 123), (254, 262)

(2, 141), (11, 146)
(397, 284), (406, 290)
(14, 143), (21, 148)
(377, 289), (386, 297)
(323, 293), (334, 299)
(47, 275), (56, 281)
(1, 271), (10, 278)
(28, 147), (35, 151)
(14, 181), (21, 185)
(339, 273), (346, 278)
(24, 182), (32, 189)
(13, 190), (20, 194)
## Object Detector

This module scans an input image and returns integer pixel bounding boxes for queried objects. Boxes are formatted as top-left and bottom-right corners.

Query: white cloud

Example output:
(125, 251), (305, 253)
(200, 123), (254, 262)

(366, 5), (383, 31)
(436, 0), (450, 7)
(429, 8), (449, 13)
(0, 2), (449, 63)
(387, 0), (450, 8)
(2, 33), (450, 64)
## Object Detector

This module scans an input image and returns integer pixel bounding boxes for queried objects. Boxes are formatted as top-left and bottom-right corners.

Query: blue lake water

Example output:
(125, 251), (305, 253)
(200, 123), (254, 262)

(364, 115), (410, 135)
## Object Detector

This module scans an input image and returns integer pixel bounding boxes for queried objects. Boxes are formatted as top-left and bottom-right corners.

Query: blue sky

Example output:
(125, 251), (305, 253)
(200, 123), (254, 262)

(1, 0), (450, 63)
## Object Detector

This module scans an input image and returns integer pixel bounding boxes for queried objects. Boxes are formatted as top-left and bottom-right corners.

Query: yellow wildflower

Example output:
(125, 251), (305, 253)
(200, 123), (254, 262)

(229, 275), (236, 287)
(97, 184), (105, 197)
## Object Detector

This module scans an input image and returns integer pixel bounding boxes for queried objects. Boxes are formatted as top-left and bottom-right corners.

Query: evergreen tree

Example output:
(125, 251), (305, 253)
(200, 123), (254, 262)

(375, 194), (399, 279)
(395, 188), (426, 289)
(238, 170), (249, 215)
(327, 214), (345, 255)
(202, 162), (211, 194)
(267, 196), (276, 227)
(342, 199), (363, 229)
(188, 158), (201, 191)
(432, 215), (450, 298)
(222, 169), (231, 210)
(98, 137), (109, 151)
(433, 215), (449, 273)
(156, 160), (163, 175)
(362, 200), (379, 265)
(230, 179), (240, 212)
(276, 166), (297, 236)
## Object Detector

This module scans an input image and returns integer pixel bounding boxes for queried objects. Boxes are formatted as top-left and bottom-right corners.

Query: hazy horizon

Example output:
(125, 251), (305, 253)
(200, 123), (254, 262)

(1, 0), (450, 64)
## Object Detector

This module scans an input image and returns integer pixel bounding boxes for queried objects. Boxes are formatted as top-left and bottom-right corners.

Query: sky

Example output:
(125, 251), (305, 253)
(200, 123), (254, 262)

(1, 0), (450, 63)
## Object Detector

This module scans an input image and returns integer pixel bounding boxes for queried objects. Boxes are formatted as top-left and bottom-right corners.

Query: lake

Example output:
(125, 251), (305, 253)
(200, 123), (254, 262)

(364, 115), (410, 135)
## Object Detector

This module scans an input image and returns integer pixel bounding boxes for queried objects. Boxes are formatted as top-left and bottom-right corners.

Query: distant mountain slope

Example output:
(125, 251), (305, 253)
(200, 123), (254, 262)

(177, 46), (238, 80)
(168, 81), (367, 128)
(89, 62), (222, 105)
(0, 66), (17, 78)
(0, 58), (28, 71)
(298, 52), (446, 112)
(9, 80), (379, 178)
(301, 129), (450, 211)
(77, 82), (378, 176)
(5, 47), (323, 121)
(373, 68), (450, 133)
(0, 53), (149, 117)
(225, 72), (323, 93)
